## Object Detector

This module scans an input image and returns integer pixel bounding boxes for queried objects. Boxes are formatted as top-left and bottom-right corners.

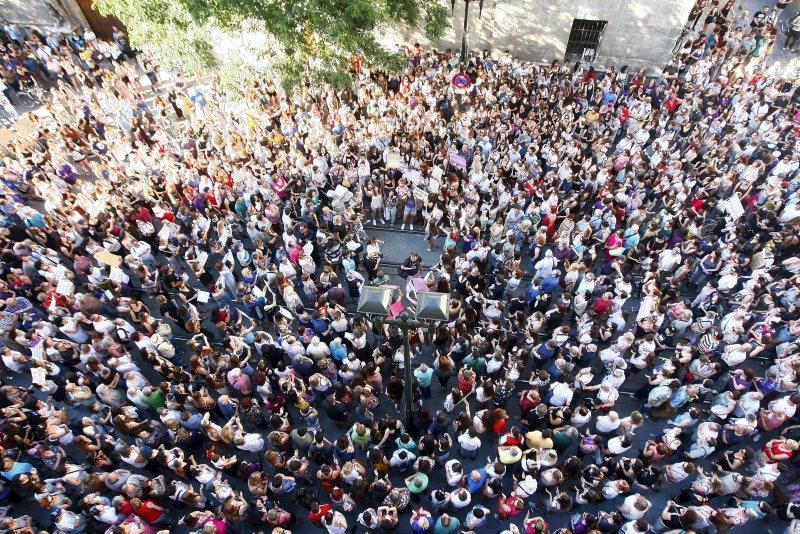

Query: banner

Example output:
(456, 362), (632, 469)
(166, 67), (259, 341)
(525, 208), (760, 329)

(449, 154), (467, 169)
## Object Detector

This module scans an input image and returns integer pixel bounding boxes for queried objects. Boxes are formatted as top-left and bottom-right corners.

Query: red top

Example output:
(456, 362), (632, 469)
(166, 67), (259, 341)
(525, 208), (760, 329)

(308, 504), (332, 524)
(498, 495), (523, 518)
(690, 198), (706, 212)
(134, 500), (163, 523)
(491, 417), (507, 435)
(500, 432), (524, 446)
(592, 298), (613, 315)
(763, 440), (794, 462)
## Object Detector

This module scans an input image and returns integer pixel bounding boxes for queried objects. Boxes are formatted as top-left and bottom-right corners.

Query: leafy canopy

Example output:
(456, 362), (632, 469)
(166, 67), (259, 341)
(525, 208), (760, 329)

(94, 0), (450, 90)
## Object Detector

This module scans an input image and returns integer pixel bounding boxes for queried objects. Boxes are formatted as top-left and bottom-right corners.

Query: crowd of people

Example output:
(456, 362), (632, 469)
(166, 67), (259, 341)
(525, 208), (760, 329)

(1, 0), (800, 532)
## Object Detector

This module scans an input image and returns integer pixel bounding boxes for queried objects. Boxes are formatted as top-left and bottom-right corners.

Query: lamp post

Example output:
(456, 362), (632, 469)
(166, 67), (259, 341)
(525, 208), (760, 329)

(451, 0), (485, 64)
(357, 287), (450, 429)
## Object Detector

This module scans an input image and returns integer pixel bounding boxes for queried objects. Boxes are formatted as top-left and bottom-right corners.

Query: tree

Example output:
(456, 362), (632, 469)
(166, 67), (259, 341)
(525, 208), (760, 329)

(94, 0), (450, 90)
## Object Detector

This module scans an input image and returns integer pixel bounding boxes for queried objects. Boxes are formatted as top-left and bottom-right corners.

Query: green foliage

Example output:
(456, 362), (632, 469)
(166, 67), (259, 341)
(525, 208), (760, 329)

(93, 0), (451, 90)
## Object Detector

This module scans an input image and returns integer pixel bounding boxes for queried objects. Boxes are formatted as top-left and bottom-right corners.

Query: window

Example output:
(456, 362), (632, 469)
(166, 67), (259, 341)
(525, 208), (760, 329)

(565, 19), (608, 61)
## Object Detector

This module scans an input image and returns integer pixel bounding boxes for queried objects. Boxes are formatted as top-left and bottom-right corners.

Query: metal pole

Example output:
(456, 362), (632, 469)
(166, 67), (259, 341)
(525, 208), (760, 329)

(460, 0), (469, 64)
(400, 315), (414, 430)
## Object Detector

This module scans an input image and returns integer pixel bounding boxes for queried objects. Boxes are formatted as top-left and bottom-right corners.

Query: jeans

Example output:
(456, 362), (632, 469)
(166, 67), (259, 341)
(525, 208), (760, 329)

(787, 30), (800, 50)
(459, 446), (479, 460)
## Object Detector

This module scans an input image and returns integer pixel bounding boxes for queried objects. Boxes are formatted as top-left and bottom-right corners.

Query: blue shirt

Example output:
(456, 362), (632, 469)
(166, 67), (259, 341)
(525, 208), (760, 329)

(414, 368), (433, 387)
(541, 274), (559, 293)
(180, 412), (203, 431)
(1, 461), (33, 481)
(466, 469), (487, 492)
(669, 386), (691, 409)
(331, 344), (347, 361)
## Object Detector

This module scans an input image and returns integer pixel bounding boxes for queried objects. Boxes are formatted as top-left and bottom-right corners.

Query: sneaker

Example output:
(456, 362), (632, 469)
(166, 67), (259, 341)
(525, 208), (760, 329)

(409, 224), (414, 231)
(401, 224), (406, 230)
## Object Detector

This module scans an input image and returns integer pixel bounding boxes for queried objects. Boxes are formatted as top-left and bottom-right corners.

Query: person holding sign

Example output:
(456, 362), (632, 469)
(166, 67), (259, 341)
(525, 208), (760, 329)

(398, 252), (423, 279)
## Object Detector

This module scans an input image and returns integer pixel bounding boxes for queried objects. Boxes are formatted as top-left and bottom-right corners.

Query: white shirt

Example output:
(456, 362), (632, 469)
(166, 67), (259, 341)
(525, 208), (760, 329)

(549, 382), (573, 407)
(596, 415), (621, 433)
(238, 433), (265, 452)
(458, 433), (481, 451)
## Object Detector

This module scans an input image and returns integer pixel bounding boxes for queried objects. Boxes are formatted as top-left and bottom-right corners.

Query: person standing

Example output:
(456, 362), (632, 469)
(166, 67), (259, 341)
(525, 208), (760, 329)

(434, 513), (461, 534)
(399, 252), (422, 279)
(414, 363), (434, 399)
(785, 12), (800, 51)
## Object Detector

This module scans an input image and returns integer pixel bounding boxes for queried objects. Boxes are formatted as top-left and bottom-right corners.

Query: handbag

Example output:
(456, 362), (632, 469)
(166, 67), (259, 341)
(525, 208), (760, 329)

(608, 246), (624, 257)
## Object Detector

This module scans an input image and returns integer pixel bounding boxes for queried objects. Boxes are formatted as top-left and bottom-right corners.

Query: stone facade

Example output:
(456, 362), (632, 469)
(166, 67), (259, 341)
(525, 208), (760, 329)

(377, 0), (696, 73)
(1, 0), (88, 33)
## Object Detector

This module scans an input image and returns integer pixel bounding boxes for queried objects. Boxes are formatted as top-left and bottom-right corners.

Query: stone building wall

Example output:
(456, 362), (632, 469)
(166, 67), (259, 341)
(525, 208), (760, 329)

(378, 0), (696, 73)
(0, 0), (88, 33)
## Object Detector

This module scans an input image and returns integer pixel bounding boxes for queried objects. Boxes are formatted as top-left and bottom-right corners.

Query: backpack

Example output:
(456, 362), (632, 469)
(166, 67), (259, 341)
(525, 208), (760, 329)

(151, 334), (176, 359)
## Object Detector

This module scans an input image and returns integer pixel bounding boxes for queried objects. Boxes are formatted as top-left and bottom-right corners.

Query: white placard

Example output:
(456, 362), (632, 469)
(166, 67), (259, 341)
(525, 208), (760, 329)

(432, 167), (444, 180)
(403, 169), (422, 185)
(31, 367), (47, 386)
(751, 250), (766, 271)
(428, 177), (441, 193)
(196, 250), (208, 268)
(231, 101), (248, 117)
(333, 184), (352, 200)
(104, 290), (114, 300)
(56, 279), (74, 296)
(86, 201), (104, 218)
(251, 285), (264, 298)
(650, 151), (663, 167)
(722, 195), (745, 220)
(31, 345), (44, 362)
(109, 267), (129, 284)
(197, 291), (210, 304)
(386, 150), (401, 169)
(53, 265), (68, 281)
(157, 224), (171, 240)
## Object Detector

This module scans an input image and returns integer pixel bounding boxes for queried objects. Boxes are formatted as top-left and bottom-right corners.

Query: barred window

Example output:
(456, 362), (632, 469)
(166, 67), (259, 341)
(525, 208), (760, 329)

(565, 19), (608, 61)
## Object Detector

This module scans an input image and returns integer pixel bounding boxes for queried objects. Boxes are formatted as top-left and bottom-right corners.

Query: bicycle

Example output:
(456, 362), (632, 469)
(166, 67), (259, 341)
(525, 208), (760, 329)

(15, 84), (47, 108)
(671, 26), (694, 56)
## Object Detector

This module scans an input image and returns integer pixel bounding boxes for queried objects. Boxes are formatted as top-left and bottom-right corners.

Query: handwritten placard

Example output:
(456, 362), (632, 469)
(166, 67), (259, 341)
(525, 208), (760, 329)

(157, 224), (171, 240)
(449, 154), (467, 169)
(94, 250), (122, 268)
(403, 169), (422, 186)
(31, 367), (47, 386)
(722, 195), (744, 220)
(53, 265), (68, 281)
(56, 279), (74, 296)
(386, 150), (402, 169)
(31, 345), (44, 362)
(109, 267), (129, 284)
